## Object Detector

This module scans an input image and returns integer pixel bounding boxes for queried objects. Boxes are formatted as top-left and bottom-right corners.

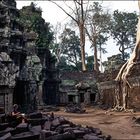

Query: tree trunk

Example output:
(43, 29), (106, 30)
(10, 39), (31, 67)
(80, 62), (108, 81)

(79, 22), (87, 72)
(122, 45), (125, 61)
(93, 37), (99, 72)
(113, 15), (140, 111)
(99, 45), (103, 72)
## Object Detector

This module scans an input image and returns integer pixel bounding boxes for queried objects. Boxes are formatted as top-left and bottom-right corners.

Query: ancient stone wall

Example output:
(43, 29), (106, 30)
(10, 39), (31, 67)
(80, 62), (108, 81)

(61, 71), (96, 81)
(60, 71), (97, 105)
(99, 77), (140, 110)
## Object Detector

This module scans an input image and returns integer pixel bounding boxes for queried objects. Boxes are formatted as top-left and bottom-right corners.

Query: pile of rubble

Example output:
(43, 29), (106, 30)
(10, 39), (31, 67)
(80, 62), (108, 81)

(65, 104), (86, 113)
(38, 105), (60, 112)
(0, 112), (111, 140)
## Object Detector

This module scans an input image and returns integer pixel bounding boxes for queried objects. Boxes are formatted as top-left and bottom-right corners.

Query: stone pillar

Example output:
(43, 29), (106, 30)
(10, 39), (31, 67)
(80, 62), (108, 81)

(75, 95), (80, 104)
(5, 88), (14, 114)
(84, 90), (91, 105)
(37, 81), (44, 107)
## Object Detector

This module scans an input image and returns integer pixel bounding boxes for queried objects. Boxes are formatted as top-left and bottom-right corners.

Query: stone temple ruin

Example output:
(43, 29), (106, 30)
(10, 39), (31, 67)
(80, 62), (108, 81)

(98, 59), (140, 110)
(59, 72), (97, 105)
(0, 0), (60, 113)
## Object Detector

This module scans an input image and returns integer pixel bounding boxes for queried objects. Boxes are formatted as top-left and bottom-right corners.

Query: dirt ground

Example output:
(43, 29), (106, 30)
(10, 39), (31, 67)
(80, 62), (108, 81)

(53, 107), (140, 139)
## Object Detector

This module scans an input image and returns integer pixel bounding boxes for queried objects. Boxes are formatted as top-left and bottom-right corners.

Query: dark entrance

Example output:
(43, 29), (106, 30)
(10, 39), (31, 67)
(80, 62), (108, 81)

(80, 93), (84, 102)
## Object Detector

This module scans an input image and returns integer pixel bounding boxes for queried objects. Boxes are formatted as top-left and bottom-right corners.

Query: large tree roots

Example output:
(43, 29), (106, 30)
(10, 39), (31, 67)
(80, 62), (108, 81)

(110, 17), (140, 112)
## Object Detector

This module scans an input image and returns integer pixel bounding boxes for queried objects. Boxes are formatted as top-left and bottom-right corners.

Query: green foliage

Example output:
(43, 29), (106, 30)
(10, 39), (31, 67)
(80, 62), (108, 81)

(55, 28), (81, 71)
(110, 10), (138, 60)
(86, 55), (94, 71)
(103, 53), (129, 71)
(19, 2), (54, 48)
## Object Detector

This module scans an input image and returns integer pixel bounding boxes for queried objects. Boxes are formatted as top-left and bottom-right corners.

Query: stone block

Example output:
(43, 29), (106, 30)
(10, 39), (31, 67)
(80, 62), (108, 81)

(30, 125), (41, 134)
(28, 112), (42, 119)
(46, 133), (76, 140)
(51, 118), (60, 127)
(43, 121), (51, 130)
(83, 134), (102, 140)
(0, 132), (11, 140)
(15, 123), (29, 134)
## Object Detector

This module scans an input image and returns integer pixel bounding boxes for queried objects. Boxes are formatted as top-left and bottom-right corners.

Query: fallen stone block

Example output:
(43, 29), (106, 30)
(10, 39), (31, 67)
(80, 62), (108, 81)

(0, 123), (9, 131)
(60, 124), (71, 128)
(43, 121), (51, 130)
(83, 134), (102, 140)
(11, 131), (39, 140)
(63, 127), (75, 133)
(73, 129), (86, 138)
(94, 128), (102, 135)
(28, 112), (42, 119)
(0, 132), (11, 140)
(40, 130), (58, 140)
(55, 126), (63, 134)
(58, 117), (70, 125)
(46, 132), (76, 140)
(27, 118), (46, 126)
(0, 127), (15, 137)
(51, 118), (60, 127)
(30, 125), (41, 134)
(65, 104), (86, 114)
(15, 123), (29, 134)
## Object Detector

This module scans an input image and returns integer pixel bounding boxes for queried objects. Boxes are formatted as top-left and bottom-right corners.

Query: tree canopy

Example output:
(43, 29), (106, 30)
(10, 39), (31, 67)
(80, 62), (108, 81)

(54, 28), (81, 71)
(110, 10), (138, 61)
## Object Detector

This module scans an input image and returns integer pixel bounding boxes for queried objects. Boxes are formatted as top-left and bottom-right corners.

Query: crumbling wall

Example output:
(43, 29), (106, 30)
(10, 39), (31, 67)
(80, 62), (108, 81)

(99, 77), (140, 110)
(60, 72), (98, 105)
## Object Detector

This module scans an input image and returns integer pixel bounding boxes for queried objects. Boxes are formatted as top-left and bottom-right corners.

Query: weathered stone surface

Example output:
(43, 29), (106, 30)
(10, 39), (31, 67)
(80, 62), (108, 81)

(43, 121), (51, 130)
(27, 118), (46, 126)
(40, 130), (58, 140)
(11, 131), (39, 140)
(73, 129), (85, 138)
(0, 132), (11, 140)
(0, 52), (19, 87)
(28, 112), (42, 119)
(83, 134), (102, 140)
(65, 104), (86, 113)
(15, 123), (29, 134)
(46, 133), (76, 140)
(0, 127), (14, 137)
(51, 118), (60, 127)
(30, 125), (41, 134)
(0, 123), (9, 131)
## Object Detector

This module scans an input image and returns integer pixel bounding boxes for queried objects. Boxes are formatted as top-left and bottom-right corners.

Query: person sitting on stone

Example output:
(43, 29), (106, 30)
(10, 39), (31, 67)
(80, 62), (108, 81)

(11, 104), (21, 117)
(11, 104), (27, 123)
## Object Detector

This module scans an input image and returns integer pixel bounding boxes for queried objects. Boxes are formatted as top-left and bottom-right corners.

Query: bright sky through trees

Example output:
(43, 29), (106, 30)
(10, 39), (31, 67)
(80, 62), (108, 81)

(16, 1), (139, 62)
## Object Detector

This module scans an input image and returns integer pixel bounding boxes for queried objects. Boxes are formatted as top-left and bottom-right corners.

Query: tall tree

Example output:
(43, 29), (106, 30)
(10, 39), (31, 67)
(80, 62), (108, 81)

(85, 2), (111, 72)
(49, 0), (90, 71)
(110, 10), (138, 61)
(59, 28), (81, 70)
(19, 2), (54, 48)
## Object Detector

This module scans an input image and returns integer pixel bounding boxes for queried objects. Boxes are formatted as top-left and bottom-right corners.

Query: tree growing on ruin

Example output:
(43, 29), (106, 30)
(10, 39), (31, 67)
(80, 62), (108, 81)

(113, 2), (140, 111)
(49, 0), (90, 71)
